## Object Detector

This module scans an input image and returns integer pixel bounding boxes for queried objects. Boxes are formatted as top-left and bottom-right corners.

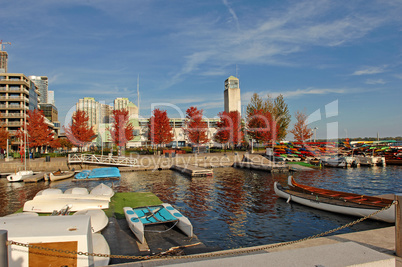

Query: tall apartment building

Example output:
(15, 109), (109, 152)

(224, 76), (241, 116)
(48, 90), (55, 105)
(0, 51), (8, 73)
(114, 97), (139, 119)
(29, 76), (48, 104)
(76, 97), (99, 132)
(0, 73), (41, 149)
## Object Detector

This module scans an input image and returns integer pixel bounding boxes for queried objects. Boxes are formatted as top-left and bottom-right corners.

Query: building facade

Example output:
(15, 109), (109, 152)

(224, 76), (241, 116)
(76, 97), (99, 132)
(29, 76), (48, 104)
(0, 51), (8, 73)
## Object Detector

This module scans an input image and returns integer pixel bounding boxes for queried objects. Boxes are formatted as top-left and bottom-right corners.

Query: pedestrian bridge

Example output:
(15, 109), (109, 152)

(68, 154), (138, 167)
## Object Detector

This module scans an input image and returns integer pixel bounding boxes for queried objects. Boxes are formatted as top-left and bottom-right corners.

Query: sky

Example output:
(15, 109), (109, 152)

(1, 0), (402, 140)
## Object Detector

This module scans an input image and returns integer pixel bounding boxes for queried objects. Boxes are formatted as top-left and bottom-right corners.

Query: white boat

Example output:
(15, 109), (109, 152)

(7, 170), (34, 182)
(92, 233), (110, 267)
(73, 209), (109, 233)
(49, 170), (75, 182)
(23, 198), (109, 213)
(90, 183), (115, 198)
(65, 187), (89, 195)
(35, 188), (63, 196)
(274, 179), (395, 223)
(355, 155), (386, 166)
(124, 203), (193, 244)
(321, 156), (347, 168)
(0, 215), (96, 266)
(4, 212), (38, 218)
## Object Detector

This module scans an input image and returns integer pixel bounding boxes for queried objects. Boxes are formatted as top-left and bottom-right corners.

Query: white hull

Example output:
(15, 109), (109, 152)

(65, 187), (89, 195)
(7, 170), (34, 182)
(92, 233), (110, 267)
(274, 182), (395, 223)
(49, 171), (75, 182)
(90, 183), (115, 198)
(24, 198), (109, 213)
(73, 209), (109, 233)
(161, 203), (193, 237)
(355, 156), (386, 166)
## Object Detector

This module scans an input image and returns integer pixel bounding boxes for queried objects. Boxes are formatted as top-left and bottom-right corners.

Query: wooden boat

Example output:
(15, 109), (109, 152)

(23, 198), (109, 213)
(274, 176), (395, 223)
(74, 167), (121, 180)
(73, 209), (109, 233)
(7, 170), (34, 182)
(49, 170), (75, 182)
(124, 203), (193, 244)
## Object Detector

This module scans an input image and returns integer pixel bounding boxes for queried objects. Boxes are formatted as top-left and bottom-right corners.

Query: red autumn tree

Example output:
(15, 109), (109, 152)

(59, 138), (73, 150)
(185, 106), (209, 152)
(108, 109), (134, 152)
(247, 109), (278, 146)
(0, 114), (9, 149)
(148, 108), (173, 148)
(18, 109), (54, 153)
(215, 111), (243, 150)
(49, 138), (61, 149)
(64, 110), (96, 151)
(290, 110), (313, 142)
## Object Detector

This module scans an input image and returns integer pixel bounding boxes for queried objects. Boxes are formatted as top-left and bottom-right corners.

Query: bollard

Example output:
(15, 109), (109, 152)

(396, 195), (402, 257)
(0, 230), (8, 267)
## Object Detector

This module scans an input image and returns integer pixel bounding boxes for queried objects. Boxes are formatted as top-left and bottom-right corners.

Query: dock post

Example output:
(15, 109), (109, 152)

(396, 194), (402, 257)
(0, 230), (8, 267)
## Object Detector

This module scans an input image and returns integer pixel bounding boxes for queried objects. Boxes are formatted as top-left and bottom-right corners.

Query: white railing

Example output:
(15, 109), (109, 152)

(68, 153), (138, 167)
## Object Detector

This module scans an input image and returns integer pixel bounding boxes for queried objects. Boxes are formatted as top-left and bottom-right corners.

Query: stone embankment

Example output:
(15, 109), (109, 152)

(0, 152), (292, 175)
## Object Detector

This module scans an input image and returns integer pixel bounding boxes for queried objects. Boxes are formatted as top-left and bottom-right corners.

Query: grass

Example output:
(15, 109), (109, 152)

(286, 161), (319, 168)
(105, 192), (163, 219)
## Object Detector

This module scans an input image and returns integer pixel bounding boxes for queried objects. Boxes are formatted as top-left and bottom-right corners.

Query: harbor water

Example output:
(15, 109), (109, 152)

(1, 165), (401, 250)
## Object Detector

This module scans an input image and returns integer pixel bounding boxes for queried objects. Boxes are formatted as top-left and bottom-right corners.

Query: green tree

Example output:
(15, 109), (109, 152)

(273, 94), (291, 141)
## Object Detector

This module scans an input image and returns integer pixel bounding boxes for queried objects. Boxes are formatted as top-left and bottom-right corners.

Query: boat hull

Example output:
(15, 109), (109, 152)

(7, 170), (34, 182)
(73, 209), (109, 233)
(49, 171), (75, 182)
(274, 182), (395, 223)
(23, 198), (109, 213)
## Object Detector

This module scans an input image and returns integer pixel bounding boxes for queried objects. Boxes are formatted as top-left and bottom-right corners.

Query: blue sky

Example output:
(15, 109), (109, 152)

(2, 0), (402, 140)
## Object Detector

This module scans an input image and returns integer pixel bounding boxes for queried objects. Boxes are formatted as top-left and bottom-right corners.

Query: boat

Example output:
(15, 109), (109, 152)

(74, 167), (121, 180)
(90, 183), (115, 198)
(23, 198), (109, 213)
(49, 170), (75, 182)
(274, 176), (395, 223)
(354, 155), (385, 166)
(73, 209), (109, 233)
(65, 187), (89, 195)
(124, 203), (193, 244)
(6, 170), (34, 182)
(321, 156), (347, 168)
(92, 232), (110, 267)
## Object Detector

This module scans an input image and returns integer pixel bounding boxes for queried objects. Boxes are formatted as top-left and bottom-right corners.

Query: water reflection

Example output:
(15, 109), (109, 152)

(0, 165), (401, 250)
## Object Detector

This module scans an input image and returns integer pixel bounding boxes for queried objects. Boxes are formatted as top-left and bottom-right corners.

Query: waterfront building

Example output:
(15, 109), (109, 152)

(76, 97), (99, 133)
(224, 76), (241, 116)
(29, 76), (48, 104)
(0, 73), (42, 149)
(39, 103), (60, 136)
(0, 51), (8, 73)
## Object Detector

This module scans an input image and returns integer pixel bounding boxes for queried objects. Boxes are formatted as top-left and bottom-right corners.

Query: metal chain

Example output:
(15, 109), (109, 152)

(6, 201), (396, 261)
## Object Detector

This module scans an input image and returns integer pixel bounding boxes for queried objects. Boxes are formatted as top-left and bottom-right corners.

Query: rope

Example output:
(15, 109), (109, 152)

(6, 201), (396, 261)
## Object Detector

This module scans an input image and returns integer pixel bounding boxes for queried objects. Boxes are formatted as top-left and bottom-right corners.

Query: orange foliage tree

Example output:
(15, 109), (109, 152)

(59, 138), (73, 150)
(108, 109), (134, 152)
(185, 107), (209, 151)
(215, 111), (243, 149)
(0, 114), (9, 149)
(290, 110), (313, 142)
(18, 109), (54, 153)
(64, 110), (96, 151)
(148, 108), (173, 148)
(247, 109), (278, 145)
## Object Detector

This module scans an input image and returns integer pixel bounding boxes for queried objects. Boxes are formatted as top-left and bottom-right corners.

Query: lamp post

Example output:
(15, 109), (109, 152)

(313, 127), (318, 143)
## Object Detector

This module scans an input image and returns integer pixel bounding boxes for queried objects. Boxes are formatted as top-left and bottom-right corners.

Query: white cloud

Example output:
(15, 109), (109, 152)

(365, 79), (386, 85)
(352, 66), (387, 76)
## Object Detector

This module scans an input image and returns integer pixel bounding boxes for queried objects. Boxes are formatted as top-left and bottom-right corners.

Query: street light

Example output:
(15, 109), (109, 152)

(313, 127), (318, 143)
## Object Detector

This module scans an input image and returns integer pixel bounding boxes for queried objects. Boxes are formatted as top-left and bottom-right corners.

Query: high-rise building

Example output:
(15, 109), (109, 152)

(48, 90), (55, 105)
(29, 76), (48, 104)
(0, 51), (8, 73)
(224, 76), (241, 116)
(114, 97), (138, 119)
(76, 97), (99, 132)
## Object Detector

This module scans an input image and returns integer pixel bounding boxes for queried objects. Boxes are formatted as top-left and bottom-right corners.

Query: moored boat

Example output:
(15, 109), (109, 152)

(73, 209), (109, 233)
(23, 198), (109, 213)
(74, 167), (121, 180)
(124, 203), (193, 244)
(7, 170), (34, 182)
(49, 170), (75, 182)
(274, 176), (395, 223)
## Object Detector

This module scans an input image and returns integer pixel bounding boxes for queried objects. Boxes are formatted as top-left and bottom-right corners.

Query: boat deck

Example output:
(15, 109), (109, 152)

(171, 164), (213, 177)
(24, 172), (46, 183)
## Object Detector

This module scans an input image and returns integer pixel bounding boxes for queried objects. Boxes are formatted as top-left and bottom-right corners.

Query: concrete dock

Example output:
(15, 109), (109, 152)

(108, 226), (400, 266)
(171, 164), (213, 177)
(24, 172), (46, 183)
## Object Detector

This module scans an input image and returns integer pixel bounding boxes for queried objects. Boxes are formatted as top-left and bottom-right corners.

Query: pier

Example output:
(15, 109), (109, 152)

(68, 154), (139, 167)
(24, 172), (46, 183)
(234, 154), (290, 172)
(171, 164), (213, 177)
